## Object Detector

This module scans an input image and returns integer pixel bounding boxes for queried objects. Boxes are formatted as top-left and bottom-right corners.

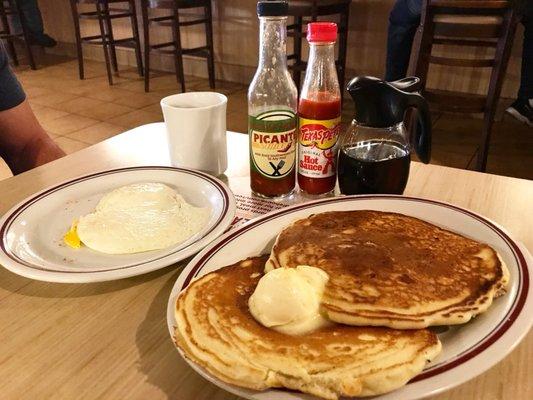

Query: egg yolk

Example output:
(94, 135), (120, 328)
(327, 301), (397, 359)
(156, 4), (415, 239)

(64, 220), (81, 249)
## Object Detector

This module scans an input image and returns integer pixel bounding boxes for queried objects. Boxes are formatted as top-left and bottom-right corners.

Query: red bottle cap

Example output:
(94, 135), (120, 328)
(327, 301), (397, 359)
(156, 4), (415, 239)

(307, 22), (337, 43)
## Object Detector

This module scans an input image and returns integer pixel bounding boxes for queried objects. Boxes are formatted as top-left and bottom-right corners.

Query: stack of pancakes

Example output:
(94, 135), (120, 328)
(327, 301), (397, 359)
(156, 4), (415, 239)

(267, 211), (509, 329)
(175, 210), (509, 399)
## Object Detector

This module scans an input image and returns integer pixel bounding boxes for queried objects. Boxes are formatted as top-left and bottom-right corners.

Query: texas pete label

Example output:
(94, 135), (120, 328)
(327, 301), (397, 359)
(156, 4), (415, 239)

(298, 116), (341, 178)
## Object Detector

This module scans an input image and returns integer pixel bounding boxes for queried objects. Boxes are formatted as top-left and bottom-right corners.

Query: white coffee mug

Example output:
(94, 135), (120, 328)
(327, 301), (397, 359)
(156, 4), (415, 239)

(161, 92), (228, 176)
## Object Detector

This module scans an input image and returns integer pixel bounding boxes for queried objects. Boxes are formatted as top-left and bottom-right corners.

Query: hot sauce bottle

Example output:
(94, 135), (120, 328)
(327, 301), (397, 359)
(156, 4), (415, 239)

(248, 1), (298, 198)
(298, 22), (341, 195)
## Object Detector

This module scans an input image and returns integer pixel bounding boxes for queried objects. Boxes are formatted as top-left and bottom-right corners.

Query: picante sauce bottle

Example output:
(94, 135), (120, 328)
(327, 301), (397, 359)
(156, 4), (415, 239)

(248, 1), (298, 198)
(298, 22), (341, 195)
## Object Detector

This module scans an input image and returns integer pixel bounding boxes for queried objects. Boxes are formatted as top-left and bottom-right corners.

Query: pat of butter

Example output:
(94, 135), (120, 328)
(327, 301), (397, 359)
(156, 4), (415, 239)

(248, 265), (331, 335)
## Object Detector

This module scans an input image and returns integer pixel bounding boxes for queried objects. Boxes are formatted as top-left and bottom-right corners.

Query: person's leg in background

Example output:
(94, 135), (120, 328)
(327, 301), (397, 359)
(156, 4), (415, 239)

(385, 0), (423, 81)
(506, 4), (533, 127)
(11, 0), (56, 47)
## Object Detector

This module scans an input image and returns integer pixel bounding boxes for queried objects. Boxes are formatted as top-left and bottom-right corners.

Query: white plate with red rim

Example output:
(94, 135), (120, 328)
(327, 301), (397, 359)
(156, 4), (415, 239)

(167, 195), (532, 400)
(0, 166), (236, 283)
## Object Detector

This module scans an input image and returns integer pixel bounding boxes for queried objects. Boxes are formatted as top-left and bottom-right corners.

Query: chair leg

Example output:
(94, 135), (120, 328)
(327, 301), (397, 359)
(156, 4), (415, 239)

(292, 15), (303, 91)
(102, 2), (118, 74)
(14, 1), (36, 70)
(411, 1), (434, 90)
(69, 0), (84, 79)
(129, 0), (143, 77)
(475, 9), (518, 171)
(141, 1), (150, 92)
(475, 116), (493, 172)
(6, 38), (19, 66)
(337, 6), (350, 97)
(171, 8), (186, 93)
(96, 2), (113, 85)
(205, 3), (215, 89)
(0, 2), (18, 66)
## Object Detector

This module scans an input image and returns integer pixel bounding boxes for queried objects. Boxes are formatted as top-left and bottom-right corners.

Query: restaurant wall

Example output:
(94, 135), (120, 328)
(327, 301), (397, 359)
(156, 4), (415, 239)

(39, 0), (522, 99)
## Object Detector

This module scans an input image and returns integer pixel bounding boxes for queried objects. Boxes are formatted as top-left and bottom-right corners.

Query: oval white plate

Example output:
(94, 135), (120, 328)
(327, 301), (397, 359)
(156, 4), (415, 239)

(0, 166), (236, 283)
(167, 195), (532, 400)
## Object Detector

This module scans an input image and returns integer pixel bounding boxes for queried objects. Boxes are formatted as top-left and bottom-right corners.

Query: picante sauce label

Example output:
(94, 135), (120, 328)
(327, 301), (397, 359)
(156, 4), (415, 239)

(249, 110), (296, 179)
(298, 116), (341, 178)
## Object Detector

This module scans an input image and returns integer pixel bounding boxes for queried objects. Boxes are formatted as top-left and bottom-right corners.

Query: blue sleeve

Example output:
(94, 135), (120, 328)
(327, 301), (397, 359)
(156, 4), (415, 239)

(0, 42), (26, 111)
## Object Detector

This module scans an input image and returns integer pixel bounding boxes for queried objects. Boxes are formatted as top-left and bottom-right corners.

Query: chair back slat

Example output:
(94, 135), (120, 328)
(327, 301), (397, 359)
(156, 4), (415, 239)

(424, 90), (487, 113)
(147, 0), (210, 9)
(433, 19), (502, 38)
(430, 0), (509, 12)
(432, 37), (497, 47)
(148, 0), (173, 7)
(428, 55), (494, 68)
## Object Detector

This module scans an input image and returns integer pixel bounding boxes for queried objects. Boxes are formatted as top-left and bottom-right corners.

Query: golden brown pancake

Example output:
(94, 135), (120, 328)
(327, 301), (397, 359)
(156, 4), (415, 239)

(266, 211), (509, 329)
(175, 256), (442, 400)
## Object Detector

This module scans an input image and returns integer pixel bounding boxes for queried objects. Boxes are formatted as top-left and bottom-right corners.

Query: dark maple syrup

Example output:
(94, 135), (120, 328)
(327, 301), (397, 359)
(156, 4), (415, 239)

(338, 140), (410, 195)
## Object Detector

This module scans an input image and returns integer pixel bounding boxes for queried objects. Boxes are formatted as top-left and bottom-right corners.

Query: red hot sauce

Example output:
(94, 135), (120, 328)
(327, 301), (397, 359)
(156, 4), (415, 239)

(298, 93), (341, 194)
(297, 22), (341, 195)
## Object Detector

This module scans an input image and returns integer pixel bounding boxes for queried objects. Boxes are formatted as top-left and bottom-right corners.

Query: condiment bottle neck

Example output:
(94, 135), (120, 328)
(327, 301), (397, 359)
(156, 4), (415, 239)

(308, 42), (336, 69)
(301, 42), (340, 100)
(258, 17), (289, 69)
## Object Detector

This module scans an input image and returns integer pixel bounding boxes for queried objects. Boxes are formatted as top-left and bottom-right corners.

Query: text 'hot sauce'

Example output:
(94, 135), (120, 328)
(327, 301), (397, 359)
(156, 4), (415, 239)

(298, 22), (341, 195)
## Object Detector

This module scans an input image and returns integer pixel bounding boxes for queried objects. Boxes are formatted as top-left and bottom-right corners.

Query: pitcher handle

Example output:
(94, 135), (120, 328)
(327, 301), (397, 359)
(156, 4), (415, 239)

(390, 77), (421, 92)
(406, 93), (431, 164)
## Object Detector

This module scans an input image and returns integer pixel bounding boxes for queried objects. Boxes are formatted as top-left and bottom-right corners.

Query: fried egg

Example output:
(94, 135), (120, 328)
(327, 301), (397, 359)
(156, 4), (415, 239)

(63, 183), (209, 254)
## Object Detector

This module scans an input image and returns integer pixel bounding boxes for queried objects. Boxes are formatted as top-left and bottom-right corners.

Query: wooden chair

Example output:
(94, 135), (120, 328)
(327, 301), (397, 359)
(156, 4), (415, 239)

(0, 0), (35, 69)
(411, 0), (518, 172)
(69, 0), (143, 85)
(140, 0), (215, 93)
(287, 0), (351, 92)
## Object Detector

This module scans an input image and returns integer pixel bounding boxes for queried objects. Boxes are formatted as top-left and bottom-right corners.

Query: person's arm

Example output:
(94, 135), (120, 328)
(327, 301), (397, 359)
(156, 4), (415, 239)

(0, 42), (65, 175)
(0, 100), (65, 174)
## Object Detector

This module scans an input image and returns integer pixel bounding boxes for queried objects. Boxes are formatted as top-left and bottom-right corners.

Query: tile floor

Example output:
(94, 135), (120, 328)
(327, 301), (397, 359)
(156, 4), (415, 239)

(1, 55), (531, 181)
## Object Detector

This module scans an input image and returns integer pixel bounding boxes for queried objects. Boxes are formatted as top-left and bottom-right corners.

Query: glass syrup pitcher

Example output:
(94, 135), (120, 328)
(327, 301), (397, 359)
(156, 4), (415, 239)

(338, 76), (431, 195)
